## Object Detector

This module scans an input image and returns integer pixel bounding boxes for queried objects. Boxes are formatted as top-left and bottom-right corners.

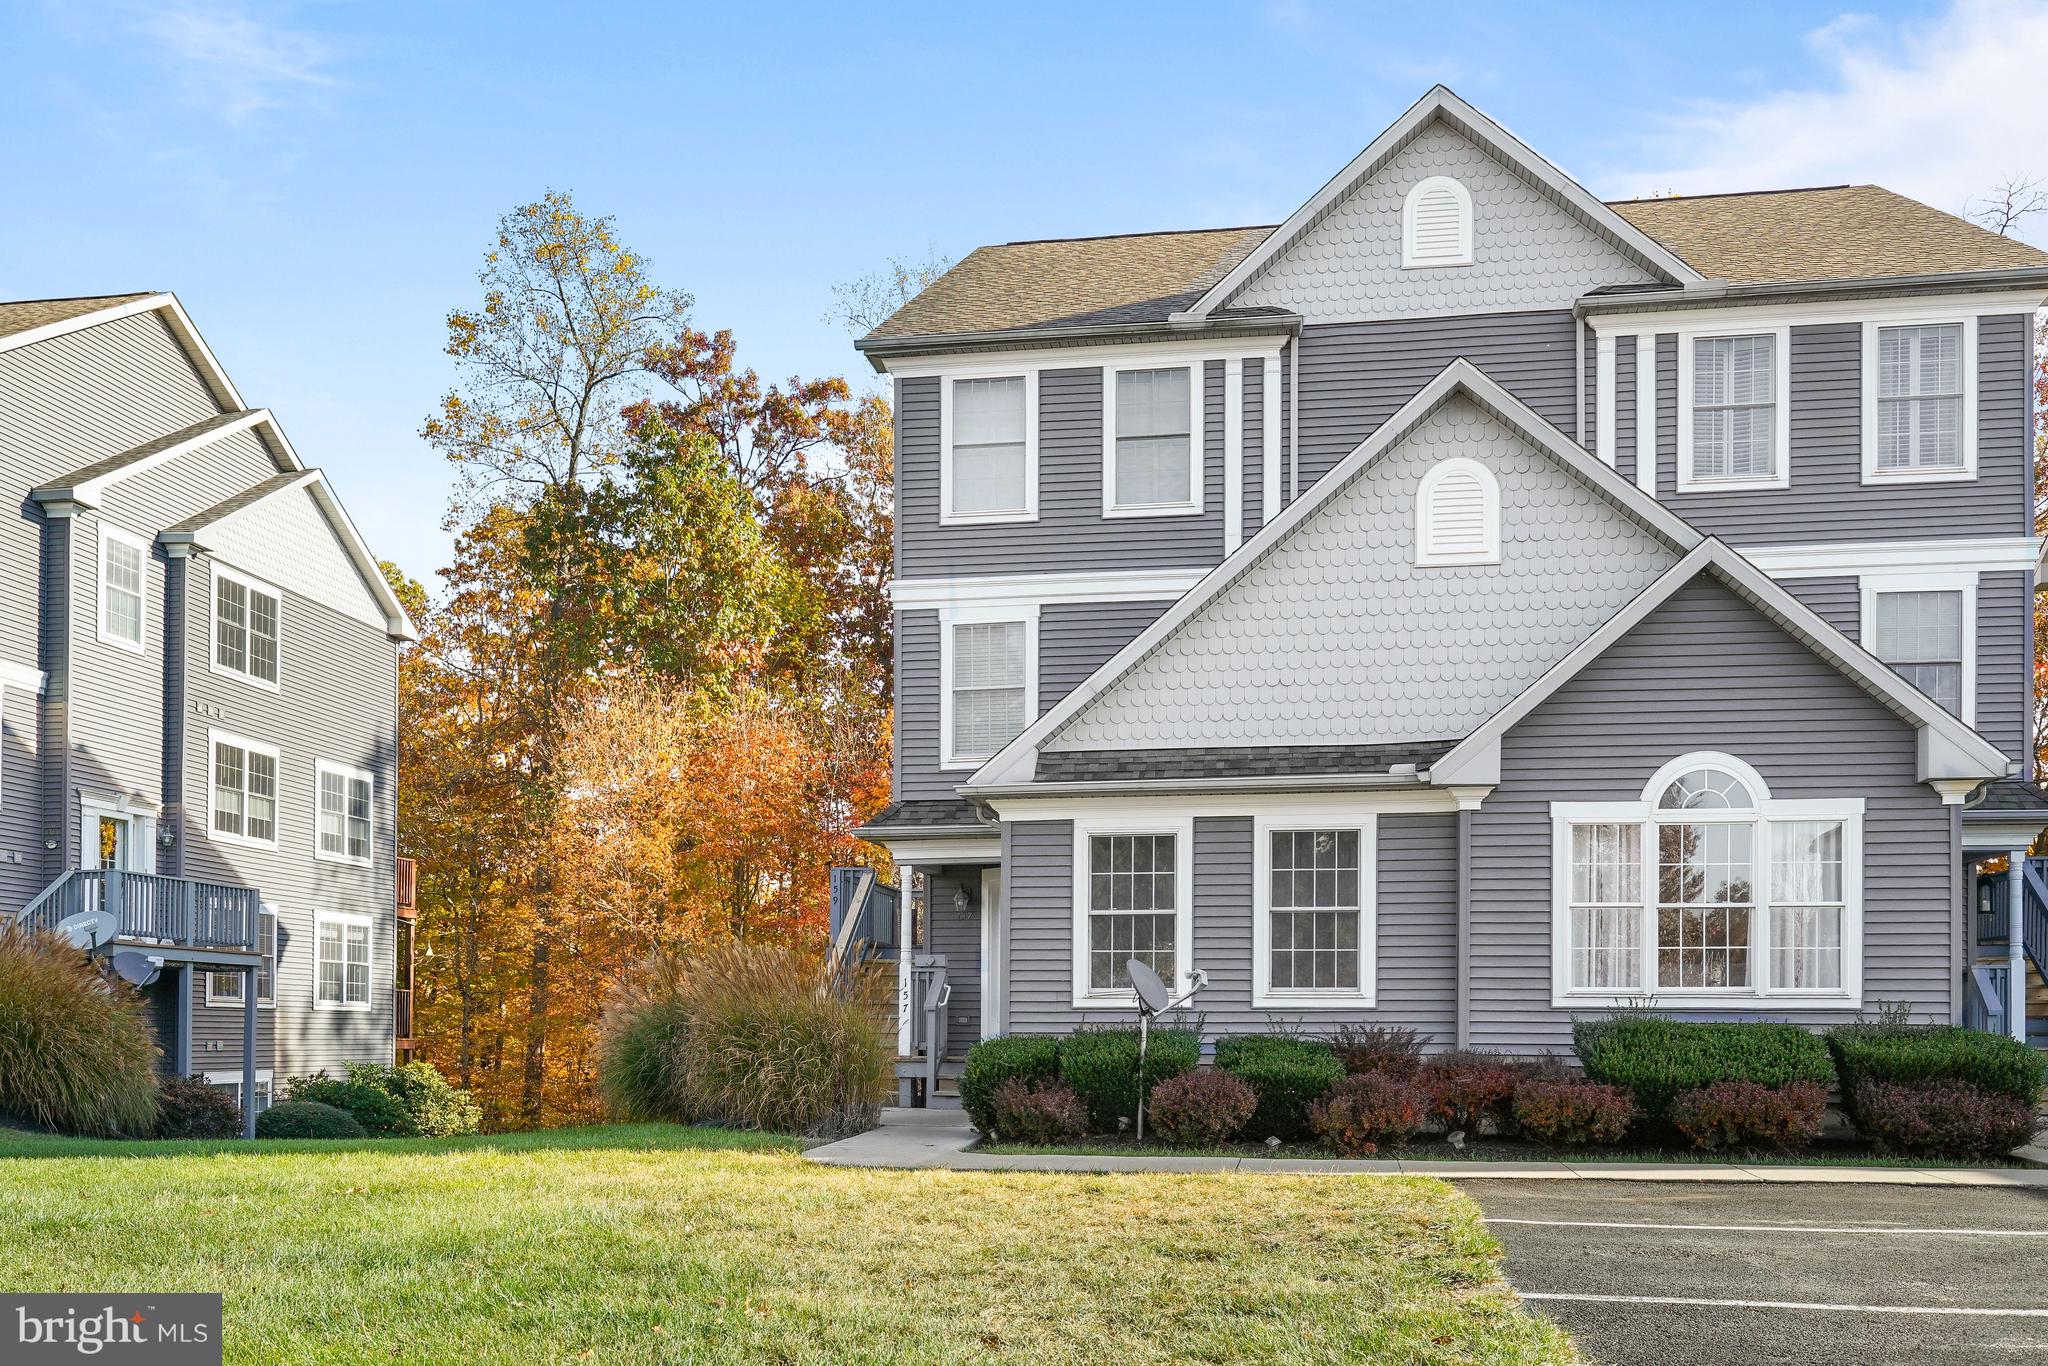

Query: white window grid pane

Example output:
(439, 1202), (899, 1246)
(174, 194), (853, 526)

(245, 752), (276, 844)
(951, 377), (1029, 515)
(951, 622), (1026, 758)
(1088, 834), (1178, 989)
(217, 577), (247, 673)
(1878, 325), (1964, 470)
(1657, 822), (1753, 988)
(1115, 368), (1190, 438)
(1569, 823), (1642, 990)
(1115, 436), (1193, 506)
(104, 538), (144, 642)
(1269, 830), (1361, 991)
(258, 911), (277, 1001)
(1874, 591), (1963, 713)
(209, 967), (243, 1001)
(316, 922), (343, 1004)
(249, 589), (279, 683)
(1571, 905), (1641, 990)
(1114, 368), (1193, 508)
(345, 924), (371, 1004)
(1657, 769), (1754, 812)
(213, 744), (245, 836)
(320, 770), (347, 854)
(1770, 819), (1845, 990)
(952, 443), (1027, 514)
(347, 777), (373, 861)
(1693, 335), (1776, 479)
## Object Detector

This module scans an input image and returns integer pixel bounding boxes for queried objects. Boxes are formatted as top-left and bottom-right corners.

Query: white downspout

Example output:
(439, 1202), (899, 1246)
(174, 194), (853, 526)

(2008, 851), (2026, 1041)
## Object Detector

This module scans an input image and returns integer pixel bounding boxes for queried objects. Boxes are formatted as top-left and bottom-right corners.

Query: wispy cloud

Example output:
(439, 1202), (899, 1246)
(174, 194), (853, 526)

(1603, 0), (2048, 241)
(134, 3), (341, 124)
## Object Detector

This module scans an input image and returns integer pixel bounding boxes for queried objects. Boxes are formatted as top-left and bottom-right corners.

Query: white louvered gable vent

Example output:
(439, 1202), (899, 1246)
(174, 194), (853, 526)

(1415, 457), (1500, 566)
(1402, 175), (1474, 268)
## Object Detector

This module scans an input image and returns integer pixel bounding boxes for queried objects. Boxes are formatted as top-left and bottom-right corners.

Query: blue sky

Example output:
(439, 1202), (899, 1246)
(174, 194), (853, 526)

(4, 0), (2042, 584)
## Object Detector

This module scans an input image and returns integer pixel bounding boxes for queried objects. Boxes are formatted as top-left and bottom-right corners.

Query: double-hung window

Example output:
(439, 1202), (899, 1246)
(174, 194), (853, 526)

(1073, 817), (1192, 1006)
(316, 760), (375, 865)
(939, 608), (1036, 770)
(207, 906), (278, 1006)
(315, 910), (372, 1010)
(1253, 815), (1376, 1007)
(210, 731), (279, 848)
(97, 524), (146, 651)
(1681, 331), (1786, 489)
(1552, 753), (1862, 1006)
(1105, 364), (1200, 516)
(943, 374), (1035, 522)
(1864, 317), (1975, 482)
(1863, 577), (1975, 724)
(213, 564), (281, 688)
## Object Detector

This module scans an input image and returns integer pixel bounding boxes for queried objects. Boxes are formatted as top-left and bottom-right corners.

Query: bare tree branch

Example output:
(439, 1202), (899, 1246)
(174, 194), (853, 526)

(1967, 176), (2048, 237)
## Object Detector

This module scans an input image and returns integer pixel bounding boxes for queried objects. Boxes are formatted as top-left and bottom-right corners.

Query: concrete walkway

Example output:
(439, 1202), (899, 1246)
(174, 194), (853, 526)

(802, 1109), (2048, 1186)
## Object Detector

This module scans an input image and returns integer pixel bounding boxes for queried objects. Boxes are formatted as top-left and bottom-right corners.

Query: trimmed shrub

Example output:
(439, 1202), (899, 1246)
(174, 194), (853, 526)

(0, 927), (159, 1136)
(1146, 1070), (1258, 1147)
(1851, 1079), (2039, 1158)
(1061, 1026), (1199, 1133)
(1511, 1078), (1636, 1146)
(596, 945), (892, 1138)
(1309, 1073), (1427, 1157)
(596, 950), (694, 1122)
(1574, 1017), (1834, 1119)
(1418, 1051), (1523, 1135)
(989, 1079), (1088, 1145)
(961, 1036), (1062, 1136)
(154, 1075), (243, 1140)
(1828, 1024), (2047, 1113)
(285, 1075), (410, 1137)
(1213, 1035), (1345, 1140)
(255, 1100), (366, 1140)
(1668, 1080), (1827, 1152)
(343, 1062), (481, 1138)
(1327, 1024), (1426, 1079)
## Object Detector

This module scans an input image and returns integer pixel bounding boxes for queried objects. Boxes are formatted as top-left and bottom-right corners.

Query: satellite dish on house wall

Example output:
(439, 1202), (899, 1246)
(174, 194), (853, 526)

(53, 909), (117, 951)
(109, 951), (161, 987)
(1126, 959), (1171, 1016)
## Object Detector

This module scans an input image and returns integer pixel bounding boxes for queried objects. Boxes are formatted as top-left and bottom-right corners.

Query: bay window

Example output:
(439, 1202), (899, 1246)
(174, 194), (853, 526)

(1552, 753), (1862, 1005)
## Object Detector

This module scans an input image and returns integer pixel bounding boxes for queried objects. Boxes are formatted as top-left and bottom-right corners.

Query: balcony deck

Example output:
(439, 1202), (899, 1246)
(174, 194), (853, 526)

(14, 869), (265, 963)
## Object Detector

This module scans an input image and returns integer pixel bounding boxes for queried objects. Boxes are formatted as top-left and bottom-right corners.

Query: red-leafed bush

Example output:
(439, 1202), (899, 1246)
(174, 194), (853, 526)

(1146, 1070), (1258, 1148)
(1850, 1079), (2039, 1159)
(1669, 1080), (1827, 1151)
(989, 1079), (1088, 1145)
(1418, 1051), (1522, 1134)
(1327, 1025), (1426, 1079)
(1308, 1073), (1427, 1157)
(1510, 1078), (1636, 1146)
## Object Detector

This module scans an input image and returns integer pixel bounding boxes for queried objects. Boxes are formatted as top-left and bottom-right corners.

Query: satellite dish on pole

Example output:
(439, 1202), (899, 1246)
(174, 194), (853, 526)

(109, 951), (161, 988)
(53, 909), (117, 951)
(1127, 959), (1171, 1016)
(1125, 958), (1203, 1144)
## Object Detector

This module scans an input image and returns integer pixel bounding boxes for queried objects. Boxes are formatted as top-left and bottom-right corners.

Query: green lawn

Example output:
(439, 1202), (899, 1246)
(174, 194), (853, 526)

(0, 1123), (1576, 1364)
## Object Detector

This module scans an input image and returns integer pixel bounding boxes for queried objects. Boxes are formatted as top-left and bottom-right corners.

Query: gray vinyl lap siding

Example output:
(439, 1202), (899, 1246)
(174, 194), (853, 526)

(1780, 576), (1860, 635)
(1646, 316), (2029, 542)
(1000, 812), (1458, 1044)
(923, 867), (982, 1043)
(1471, 575), (1954, 1053)
(1294, 310), (1579, 493)
(1038, 600), (1174, 710)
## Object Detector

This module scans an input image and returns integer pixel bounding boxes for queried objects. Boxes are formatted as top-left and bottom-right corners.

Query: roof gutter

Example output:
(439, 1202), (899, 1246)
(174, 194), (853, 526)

(1575, 266), (2048, 318)
(854, 314), (1302, 372)
(960, 771), (1432, 801)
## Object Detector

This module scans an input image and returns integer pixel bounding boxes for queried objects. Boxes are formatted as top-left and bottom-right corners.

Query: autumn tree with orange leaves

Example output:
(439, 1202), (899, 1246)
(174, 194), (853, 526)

(401, 192), (894, 1126)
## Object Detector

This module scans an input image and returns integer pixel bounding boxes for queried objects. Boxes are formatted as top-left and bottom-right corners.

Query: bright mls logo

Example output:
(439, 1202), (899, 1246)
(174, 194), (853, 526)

(4, 1296), (220, 1364)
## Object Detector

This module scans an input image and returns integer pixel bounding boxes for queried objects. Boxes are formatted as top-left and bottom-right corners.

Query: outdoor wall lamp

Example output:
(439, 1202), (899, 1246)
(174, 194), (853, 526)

(952, 883), (975, 915)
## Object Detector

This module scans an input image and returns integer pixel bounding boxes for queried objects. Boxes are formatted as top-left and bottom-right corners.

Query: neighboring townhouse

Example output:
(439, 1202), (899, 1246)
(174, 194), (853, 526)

(853, 87), (2048, 1099)
(1, 292), (416, 1134)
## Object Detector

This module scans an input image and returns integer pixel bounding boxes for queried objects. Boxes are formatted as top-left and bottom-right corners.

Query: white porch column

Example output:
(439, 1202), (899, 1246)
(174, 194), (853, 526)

(2007, 851), (2026, 1041)
(895, 865), (916, 1057)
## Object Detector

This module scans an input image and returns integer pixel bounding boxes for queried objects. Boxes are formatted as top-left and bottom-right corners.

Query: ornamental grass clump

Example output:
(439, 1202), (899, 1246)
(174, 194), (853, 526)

(597, 943), (892, 1139)
(0, 926), (159, 1137)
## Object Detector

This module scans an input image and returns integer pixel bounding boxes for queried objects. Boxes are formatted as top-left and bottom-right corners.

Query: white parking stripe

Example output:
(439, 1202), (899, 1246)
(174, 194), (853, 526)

(1486, 1217), (2048, 1237)
(1520, 1293), (2048, 1317)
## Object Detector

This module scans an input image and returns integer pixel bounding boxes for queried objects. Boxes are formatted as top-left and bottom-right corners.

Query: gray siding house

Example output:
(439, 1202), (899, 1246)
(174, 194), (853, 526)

(1, 292), (415, 1133)
(854, 87), (2048, 1093)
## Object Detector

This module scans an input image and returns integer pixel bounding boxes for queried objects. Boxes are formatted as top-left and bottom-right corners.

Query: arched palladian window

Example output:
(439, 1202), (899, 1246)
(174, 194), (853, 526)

(1414, 457), (1500, 566)
(1402, 175), (1474, 268)
(1551, 752), (1864, 1008)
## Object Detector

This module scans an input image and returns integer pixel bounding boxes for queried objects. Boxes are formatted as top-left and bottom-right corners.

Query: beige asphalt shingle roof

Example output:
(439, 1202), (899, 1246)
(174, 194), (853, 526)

(867, 186), (2048, 343)
(1610, 185), (2048, 287)
(0, 293), (154, 341)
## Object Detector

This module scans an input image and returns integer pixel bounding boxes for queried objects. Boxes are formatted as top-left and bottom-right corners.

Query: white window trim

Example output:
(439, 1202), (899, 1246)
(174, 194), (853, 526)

(206, 728), (281, 851)
(1414, 457), (1502, 567)
(95, 522), (148, 654)
(1070, 812), (1196, 1010)
(200, 1069), (274, 1112)
(1549, 752), (1865, 1009)
(1251, 810), (1377, 1008)
(939, 368), (1039, 525)
(209, 561), (283, 692)
(1861, 572), (1978, 727)
(77, 796), (156, 875)
(314, 759), (377, 867)
(1860, 315), (1978, 485)
(204, 905), (279, 1008)
(1102, 360), (1205, 519)
(937, 604), (1039, 771)
(313, 909), (374, 1012)
(1675, 325), (1793, 493)
(1401, 175), (1475, 268)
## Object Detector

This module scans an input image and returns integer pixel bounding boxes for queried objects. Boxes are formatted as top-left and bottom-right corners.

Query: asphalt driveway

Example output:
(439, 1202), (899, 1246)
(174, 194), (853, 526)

(1459, 1180), (2048, 1365)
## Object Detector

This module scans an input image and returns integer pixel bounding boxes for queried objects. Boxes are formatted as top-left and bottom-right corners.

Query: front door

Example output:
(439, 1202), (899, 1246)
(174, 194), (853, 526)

(979, 867), (1004, 1040)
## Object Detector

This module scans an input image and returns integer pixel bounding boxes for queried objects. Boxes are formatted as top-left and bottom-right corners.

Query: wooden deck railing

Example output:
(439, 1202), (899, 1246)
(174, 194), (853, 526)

(15, 870), (261, 953)
(395, 856), (417, 920)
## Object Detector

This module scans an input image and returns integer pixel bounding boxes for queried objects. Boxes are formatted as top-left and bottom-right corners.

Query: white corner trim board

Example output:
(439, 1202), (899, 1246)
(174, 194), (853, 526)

(890, 567), (1209, 611)
(1739, 536), (2038, 579)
